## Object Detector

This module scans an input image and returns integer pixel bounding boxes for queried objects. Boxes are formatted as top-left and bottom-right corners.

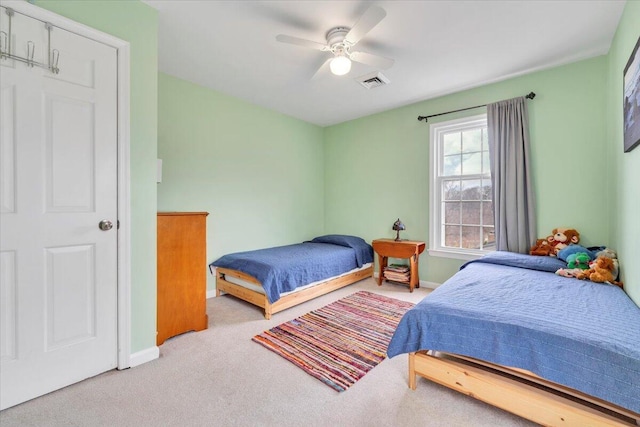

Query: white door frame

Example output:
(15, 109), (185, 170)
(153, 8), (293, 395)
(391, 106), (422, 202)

(4, 1), (132, 369)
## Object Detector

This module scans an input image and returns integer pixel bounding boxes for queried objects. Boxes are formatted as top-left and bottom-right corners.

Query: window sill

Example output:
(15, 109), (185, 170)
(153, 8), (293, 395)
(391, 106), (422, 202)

(428, 248), (491, 261)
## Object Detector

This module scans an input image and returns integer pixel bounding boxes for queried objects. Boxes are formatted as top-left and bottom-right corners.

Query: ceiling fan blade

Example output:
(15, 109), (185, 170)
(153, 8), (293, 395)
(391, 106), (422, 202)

(344, 6), (386, 45)
(311, 57), (332, 81)
(350, 51), (394, 69)
(276, 34), (329, 51)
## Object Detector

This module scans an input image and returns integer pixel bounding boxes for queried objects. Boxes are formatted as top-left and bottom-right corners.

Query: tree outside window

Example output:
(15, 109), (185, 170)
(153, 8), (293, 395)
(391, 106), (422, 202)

(429, 114), (494, 259)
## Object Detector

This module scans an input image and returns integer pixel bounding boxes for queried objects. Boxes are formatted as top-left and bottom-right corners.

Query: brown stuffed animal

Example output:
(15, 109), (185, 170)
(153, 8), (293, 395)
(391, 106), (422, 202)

(530, 228), (580, 256)
(576, 256), (624, 289)
(547, 228), (580, 256)
(530, 238), (554, 256)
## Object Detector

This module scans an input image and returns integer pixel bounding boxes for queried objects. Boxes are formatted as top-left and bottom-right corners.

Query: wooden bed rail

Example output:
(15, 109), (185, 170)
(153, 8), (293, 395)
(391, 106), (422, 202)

(409, 351), (640, 426)
(215, 266), (373, 320)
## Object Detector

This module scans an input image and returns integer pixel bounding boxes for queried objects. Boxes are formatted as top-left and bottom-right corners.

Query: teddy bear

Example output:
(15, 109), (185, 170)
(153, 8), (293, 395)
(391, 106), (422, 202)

(593, 247), (620, 281)
(596, 248), (617, 258)
(529, 238), (554, 256)
(546, 228), (580, 256)
(576, 256), (624, 289)
(556, 252), (590, 278)
(530, 228), (580, 257)
(566, 252), (590, 270)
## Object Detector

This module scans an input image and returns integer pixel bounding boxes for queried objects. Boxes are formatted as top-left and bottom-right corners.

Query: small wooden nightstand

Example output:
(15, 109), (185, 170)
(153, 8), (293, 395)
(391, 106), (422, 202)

(372, 239), (426, 292)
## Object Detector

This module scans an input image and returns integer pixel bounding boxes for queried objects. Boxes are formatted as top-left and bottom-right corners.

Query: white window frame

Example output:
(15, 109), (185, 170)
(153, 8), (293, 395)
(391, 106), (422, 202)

(429, 114), (493, 261)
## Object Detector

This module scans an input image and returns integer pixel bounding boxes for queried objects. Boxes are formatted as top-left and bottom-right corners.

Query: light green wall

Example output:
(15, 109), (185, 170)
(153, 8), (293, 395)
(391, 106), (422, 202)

(607, 0), (640, 305)
(157, 73), (325, 292)
(33, 0), (639, 359)
(35, 0), (159, 353)
(325, 56), (610, 284)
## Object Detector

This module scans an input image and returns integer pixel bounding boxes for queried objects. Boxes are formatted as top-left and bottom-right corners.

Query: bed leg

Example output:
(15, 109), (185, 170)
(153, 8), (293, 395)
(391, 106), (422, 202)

(215, 271), (221, 297)
(264, 303), (272, 320)
(409, 353), (417, 390)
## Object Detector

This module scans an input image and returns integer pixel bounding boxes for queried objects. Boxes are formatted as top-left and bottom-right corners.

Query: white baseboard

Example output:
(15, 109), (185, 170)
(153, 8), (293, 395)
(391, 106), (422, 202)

(207, 289), (217, 299)
(129, 346), (159, 368)
(420, 280), (441, 289)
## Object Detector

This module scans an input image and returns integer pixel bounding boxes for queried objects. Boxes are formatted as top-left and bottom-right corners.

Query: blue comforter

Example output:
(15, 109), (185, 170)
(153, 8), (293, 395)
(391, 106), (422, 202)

(387, 251), (640, 413)
(210, 235), (373, 304)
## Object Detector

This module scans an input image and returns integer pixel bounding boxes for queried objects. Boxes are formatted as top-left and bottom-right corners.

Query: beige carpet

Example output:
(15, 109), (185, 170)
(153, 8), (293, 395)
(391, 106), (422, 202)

(0, 279), (536, 427)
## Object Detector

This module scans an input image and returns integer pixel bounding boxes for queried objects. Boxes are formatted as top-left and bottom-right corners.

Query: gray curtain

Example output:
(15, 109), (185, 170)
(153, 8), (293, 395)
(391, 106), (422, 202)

(487, 96), (536, 253)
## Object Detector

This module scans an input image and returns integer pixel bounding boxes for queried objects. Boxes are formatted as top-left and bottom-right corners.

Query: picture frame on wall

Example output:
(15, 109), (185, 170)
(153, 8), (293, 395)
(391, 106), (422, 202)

(623, 35), (640, 153)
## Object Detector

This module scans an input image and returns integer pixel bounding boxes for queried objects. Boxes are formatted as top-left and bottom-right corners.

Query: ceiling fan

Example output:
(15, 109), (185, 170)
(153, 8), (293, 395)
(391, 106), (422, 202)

(275, 6), (394, 78)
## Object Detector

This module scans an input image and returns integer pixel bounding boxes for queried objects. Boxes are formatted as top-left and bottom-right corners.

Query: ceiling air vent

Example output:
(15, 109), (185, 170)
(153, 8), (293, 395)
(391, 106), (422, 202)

(356, 71), (390, 89)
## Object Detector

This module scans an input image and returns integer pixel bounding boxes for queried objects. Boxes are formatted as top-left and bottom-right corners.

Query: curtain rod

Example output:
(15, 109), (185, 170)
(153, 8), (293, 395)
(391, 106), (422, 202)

(417, 92), (536, 123)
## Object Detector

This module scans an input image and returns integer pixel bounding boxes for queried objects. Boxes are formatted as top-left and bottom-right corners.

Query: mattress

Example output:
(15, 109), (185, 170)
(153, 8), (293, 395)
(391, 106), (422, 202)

(219, 263), (373, 296)
(387, 251), (640, 413)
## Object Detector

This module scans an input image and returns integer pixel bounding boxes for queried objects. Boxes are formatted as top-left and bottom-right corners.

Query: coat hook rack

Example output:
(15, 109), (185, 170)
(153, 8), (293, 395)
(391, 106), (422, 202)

(0, 31), (7, 58)
(0, 7), (60, 74)
(26, 40), (35, 67)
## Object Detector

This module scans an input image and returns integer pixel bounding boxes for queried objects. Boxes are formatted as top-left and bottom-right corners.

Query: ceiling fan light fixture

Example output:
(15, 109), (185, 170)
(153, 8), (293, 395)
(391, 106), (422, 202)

(330, 55), (352, 76)
(275, 6), (391, 80)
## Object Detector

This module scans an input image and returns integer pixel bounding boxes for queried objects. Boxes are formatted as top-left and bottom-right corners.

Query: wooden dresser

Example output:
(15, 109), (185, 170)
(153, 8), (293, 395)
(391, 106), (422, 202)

(157, 212), (209, 345)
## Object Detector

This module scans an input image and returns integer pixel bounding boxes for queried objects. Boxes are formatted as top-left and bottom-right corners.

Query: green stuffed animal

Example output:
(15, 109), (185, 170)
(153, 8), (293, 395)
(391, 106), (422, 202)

(567, 252), (591, 270)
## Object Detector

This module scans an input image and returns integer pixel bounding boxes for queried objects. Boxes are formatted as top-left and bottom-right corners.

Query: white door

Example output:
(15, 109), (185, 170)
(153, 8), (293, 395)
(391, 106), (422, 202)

(0, 6), (118, 410)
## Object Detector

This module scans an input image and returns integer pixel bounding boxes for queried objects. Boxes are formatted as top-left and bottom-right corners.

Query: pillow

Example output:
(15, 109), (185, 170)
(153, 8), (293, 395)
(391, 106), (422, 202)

(462, 250), (567, 273)
(309, 234), (366, 247)
(308, 235), (373, 267)
(557, 245), (596, 262)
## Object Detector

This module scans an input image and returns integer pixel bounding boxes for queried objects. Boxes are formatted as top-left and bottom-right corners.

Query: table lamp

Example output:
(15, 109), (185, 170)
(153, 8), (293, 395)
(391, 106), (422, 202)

(392, 218), (406, 241)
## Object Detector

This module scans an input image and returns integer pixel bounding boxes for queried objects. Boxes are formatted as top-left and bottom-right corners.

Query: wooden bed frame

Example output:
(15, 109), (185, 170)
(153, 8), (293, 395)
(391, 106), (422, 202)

(409, 350), (640, 426)
(214, 265), (374, 319)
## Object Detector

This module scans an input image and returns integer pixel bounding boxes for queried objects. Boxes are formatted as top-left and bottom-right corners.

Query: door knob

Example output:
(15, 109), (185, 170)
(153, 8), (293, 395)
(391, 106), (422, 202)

(99, 220), (113, 231)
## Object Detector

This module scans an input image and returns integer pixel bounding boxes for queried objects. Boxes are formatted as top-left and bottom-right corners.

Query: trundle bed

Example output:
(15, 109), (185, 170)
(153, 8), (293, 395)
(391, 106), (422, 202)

(210, 235), (374, 319)
(387, 251), (640, 426)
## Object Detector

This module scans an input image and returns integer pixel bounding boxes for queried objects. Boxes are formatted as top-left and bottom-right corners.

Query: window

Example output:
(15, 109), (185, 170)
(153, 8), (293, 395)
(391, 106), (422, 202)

(429, 114), (494, 259)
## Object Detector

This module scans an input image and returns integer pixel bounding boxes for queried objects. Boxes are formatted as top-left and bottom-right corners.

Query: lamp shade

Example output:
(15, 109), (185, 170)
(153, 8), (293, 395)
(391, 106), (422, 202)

(330, 55), (351, 76)
(392, 218), (405, 241)
(392, 218), (405, 231)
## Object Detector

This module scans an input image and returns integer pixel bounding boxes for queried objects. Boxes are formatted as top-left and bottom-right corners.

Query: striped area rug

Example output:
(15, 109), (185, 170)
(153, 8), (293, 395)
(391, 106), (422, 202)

(252, 291), (414, 392)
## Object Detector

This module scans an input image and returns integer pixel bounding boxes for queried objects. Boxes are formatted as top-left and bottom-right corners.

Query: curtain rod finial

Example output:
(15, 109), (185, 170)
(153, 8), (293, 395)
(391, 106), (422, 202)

(526, 92), (536, 99)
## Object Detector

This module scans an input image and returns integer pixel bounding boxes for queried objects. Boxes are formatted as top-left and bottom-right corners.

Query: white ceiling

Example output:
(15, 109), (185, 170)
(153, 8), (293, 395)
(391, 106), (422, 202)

(143, 0), (626, 127)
